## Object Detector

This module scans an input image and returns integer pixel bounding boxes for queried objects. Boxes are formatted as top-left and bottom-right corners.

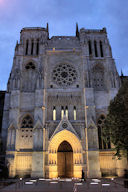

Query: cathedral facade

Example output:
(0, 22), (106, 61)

(2, 24), (126, 178)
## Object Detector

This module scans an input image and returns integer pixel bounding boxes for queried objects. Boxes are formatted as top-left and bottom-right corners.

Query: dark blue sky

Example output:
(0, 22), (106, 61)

(0, 0), (128, 90)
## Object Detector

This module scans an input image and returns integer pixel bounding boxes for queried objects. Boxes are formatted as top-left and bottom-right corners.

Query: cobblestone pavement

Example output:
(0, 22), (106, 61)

(1, 178), (128, 192)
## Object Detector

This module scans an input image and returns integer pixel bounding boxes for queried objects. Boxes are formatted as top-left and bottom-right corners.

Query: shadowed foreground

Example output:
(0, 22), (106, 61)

(1, 178), (128, 192)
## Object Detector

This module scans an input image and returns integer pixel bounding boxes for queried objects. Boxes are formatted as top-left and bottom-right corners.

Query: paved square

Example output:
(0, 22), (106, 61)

(1, 178), (128, 192)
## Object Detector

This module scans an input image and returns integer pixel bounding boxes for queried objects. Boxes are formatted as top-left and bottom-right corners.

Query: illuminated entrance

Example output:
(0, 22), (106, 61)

(48, 129), (83, 178)
(57, 141), (73, 178)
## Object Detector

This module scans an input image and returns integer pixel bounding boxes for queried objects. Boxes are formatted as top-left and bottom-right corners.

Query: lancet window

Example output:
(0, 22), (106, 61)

(53, 106), (56, 121)
(100, 41), (104, 57)
(65, 106), (68, 118)
(25, 39), (29, 55)
(88, 40), (92, 56)
(22, 62), (36, 92)
(61, 106), (64, 119)
(19, 115), (33, 149)
(94, 40), (98, 57)
(74, 106), (76, 120)
(93, 65), (104, 90)
(97, 115), (111, 150)
(36, 39), (39, 55)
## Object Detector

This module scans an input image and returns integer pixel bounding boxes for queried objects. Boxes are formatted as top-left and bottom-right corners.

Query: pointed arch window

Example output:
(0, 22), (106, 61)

(97, 115), (111, 149)
(53, 106), (56, 121)
(22, 62), (36, 92)
(93, 65), (104, 90)
(74, 106), (76, 120)
(20, 115), (33, 149)
(61, 106), (64, 119)
(21, 115), (33, 128)
(100, 41), (104, 57)
(88, 40), (92, 55)
(36, 39), (39, 55)
(94, 40), (98, 57)
(65, 106), (68, 119)
(25, 39), (29, 55)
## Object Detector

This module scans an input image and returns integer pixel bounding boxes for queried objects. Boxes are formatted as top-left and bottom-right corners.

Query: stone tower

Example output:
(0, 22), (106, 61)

(2, 24), (121, 178)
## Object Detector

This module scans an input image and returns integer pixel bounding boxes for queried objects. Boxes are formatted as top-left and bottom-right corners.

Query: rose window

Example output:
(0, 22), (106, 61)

(52, 64), (77, 87)
(62, 123), (68, 129)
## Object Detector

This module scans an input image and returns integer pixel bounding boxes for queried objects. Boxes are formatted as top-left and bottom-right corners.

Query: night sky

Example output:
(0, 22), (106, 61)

(0, 0), (128, 90)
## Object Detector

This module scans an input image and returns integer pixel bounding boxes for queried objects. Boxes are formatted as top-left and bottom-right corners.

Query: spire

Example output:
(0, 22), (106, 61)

(121, 69), (124, 76)
(46, 22), (49, 33)
(15, 40), (18, 50)
(76, 22), (79, 37)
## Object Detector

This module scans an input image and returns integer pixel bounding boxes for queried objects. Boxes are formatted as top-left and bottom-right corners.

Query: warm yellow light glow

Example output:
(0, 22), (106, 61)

(74, 109), (76, 120)
(48, 130), (83, 178)
(61, 109), (64, 119)
(13, 152), (32, 177)
(42, 106), (45, 110)
(65, 109), (68, 118)
(53, 109), (56, 121)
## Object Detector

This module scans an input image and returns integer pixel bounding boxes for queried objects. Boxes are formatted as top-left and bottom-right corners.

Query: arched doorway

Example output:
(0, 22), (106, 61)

(57, 141), (73, 178)
(48, 130), (82, 178)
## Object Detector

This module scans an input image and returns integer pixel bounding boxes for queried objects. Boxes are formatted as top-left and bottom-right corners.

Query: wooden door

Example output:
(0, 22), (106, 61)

(57, 141), (73, 178)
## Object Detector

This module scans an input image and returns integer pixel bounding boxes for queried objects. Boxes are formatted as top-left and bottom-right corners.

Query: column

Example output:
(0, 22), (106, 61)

(28, 39), (31, 55)
(91, 40), (95, 57)
(33, 129), (38, 150)
(33, 39), (37, 55)
(11, 129), (16, 150)
(7, 130), (12, 150)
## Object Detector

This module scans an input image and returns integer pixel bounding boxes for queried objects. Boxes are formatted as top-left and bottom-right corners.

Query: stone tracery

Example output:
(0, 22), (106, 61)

(21, 115), (33, 128)
(52, 64), (77, 87)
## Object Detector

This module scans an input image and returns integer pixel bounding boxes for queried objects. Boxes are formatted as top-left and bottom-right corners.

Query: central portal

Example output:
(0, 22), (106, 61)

(57, 141), (73, 178)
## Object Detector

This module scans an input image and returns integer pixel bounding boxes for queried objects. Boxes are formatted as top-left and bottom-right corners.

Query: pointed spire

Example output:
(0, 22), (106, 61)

(121, 69), (124, 76)
(15, 40), (18, 50)
(76, 22), (79, 37)
(46, 22), (49, 33)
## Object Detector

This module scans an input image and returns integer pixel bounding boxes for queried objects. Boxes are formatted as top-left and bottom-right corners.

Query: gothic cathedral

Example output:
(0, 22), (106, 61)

(2, 24), (125, 178)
